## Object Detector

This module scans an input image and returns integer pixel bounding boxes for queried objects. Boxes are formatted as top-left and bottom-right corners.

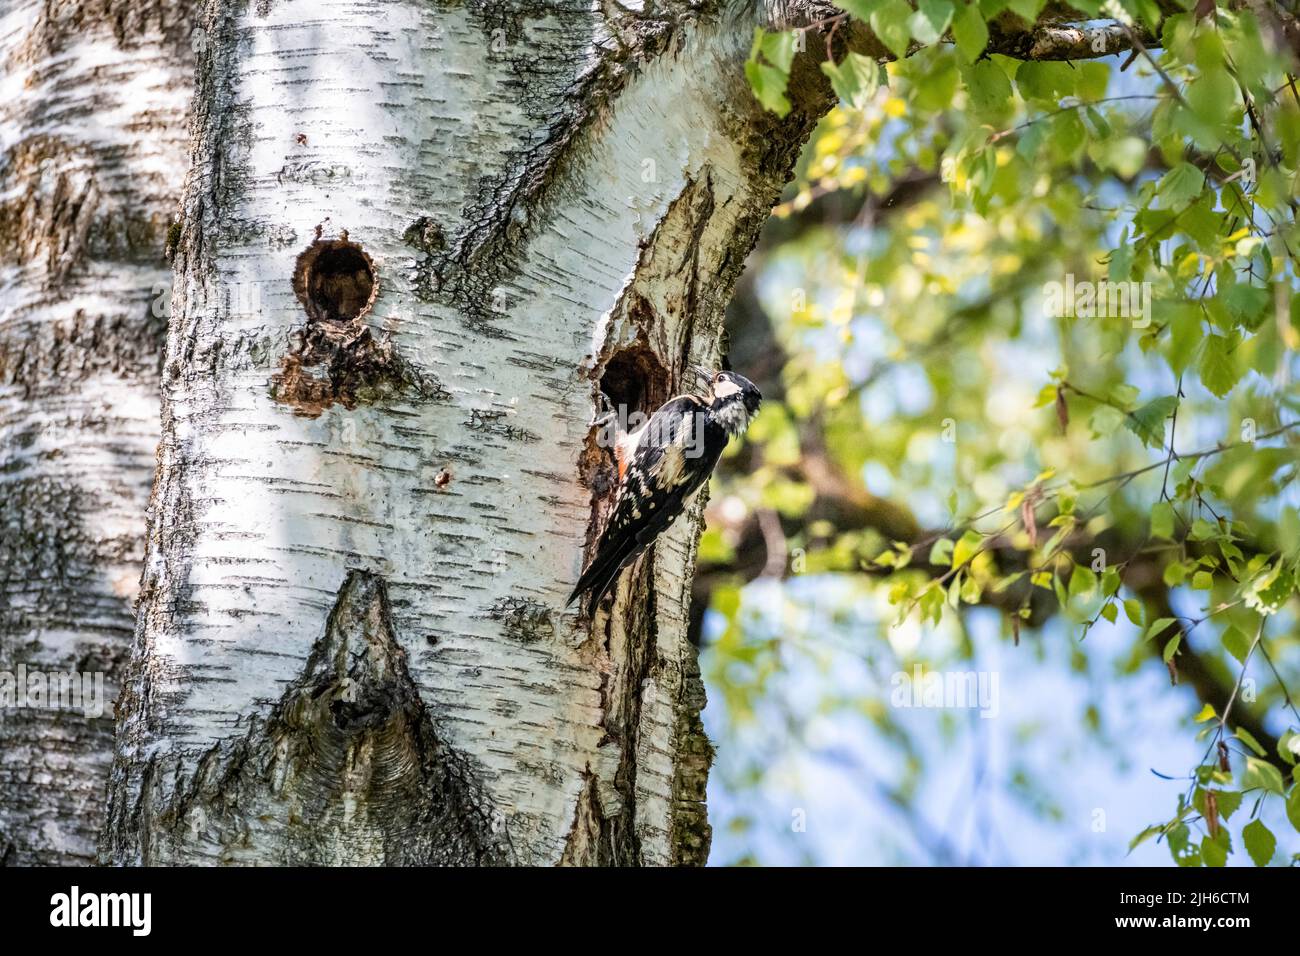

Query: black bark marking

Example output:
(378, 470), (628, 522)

(403, 217), (447, 255)
(107, 570), (514, 865)
(426, 2), (697, 336)
(464, 408), (540, 443)
(270, 320), (442, 417)
(488, 597), (554, 643)
(404, 217), (447, 301)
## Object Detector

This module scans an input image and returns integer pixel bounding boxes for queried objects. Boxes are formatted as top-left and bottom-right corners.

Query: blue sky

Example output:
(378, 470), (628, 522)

(701, 574), (1297, 866)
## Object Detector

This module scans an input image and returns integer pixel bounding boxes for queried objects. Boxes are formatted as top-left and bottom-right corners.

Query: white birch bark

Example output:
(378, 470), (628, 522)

(0, 0), (194, 865)
(102, 0), (830, 866)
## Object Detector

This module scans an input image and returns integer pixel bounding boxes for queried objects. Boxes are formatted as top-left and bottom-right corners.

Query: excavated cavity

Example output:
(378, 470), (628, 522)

(272, 236), (446, 417)
(293, 237), (377, 324)
(599, 342), (671, 421)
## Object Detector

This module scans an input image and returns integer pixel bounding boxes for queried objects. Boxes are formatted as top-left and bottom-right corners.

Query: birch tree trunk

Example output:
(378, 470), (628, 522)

(100, 0), (830, 866)
(0, 0), (193, 865)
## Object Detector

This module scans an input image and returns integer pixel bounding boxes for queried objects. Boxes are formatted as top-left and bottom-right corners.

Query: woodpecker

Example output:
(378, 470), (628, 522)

(568, 369), (762, 615)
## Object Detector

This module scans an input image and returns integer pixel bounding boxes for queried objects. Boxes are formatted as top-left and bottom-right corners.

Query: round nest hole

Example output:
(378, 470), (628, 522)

(600, 346), (670, 417)
(293, 238), (378, 324)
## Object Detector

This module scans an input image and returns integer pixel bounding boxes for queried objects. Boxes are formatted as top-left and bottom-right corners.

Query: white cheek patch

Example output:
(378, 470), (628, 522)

(713, 378), (742, 399)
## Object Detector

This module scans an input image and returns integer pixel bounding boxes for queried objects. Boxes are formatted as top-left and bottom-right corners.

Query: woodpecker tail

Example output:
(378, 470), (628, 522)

(567, 533), (641, 616)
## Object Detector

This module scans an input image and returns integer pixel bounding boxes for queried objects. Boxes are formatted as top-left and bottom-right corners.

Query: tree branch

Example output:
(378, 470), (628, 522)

(763, 1), (1162, 62)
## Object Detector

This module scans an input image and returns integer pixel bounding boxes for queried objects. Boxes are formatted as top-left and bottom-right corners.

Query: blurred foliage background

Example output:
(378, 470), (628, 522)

(697, 0), (1300, 865)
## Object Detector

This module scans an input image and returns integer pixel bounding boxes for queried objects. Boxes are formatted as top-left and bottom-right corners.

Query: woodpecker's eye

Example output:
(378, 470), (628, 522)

(712, 372), (724, 385)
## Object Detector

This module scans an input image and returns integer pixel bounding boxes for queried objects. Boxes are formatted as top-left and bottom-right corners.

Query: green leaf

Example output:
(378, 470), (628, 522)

(745, 58), (791, 115)
(1151, 501), (1175, 539)
(1242, 757), (1285, 795)
(745, 29), (800, 116)
(1281, 508), (1300, 560)
(1162, 634), (1181, 663)
(1200, 833), (1228, 867)
(1234, 727), (1267, 758)
(1123, 598), (1144, 626)
(1108, 232), (1135, 282)
(1287, 786), (1300, 834)
(1221, 625), (1252, 665)
(952, 529), (982, 569)
(1109, 383), (1140, 411)
(962, 59), (1012, 115)
(1280, 730), (1298, 766)
(1101, 567), (1121, 597)
(1242, 818), (1276, 866)
(1214, 789), (1243, 820)
(1068, 563), (1097, 598)
(1199, 333), (1244, 398)
(1005, 0), (1046, 21)
(1186, 66), (1238, 140)
(744, 61), (789, 115)
(1169, 822), (1202, 866)
(1127, 396), (1178, 448)
(1225, 282), (1270, 332)
(1085, 105), (1111, 138)
(1245, 565), (1294, 615)
(820, 51), (883, 108)
(1129, 824), (1162, 852)
(832, 0), (879, 18)
(1049, 110), (1086, 160)
(1015, 61), (1074, 104)
(1144, 617), (1177, 642)
(754, 26), (797, 72)
(1076, 61), (1109, 100)
(872, 0), (914, 59)
(1164, 303), (1204, 376)
(1156, 162), (1206, 209)
(951, 2), (988, 60)
(1101, 602), (1118, 623)
(1193, 702), (1217, 722)
(929, 537), (954, 566)
(912, 0), (954, 44)
(1181, 200), (1221, 249)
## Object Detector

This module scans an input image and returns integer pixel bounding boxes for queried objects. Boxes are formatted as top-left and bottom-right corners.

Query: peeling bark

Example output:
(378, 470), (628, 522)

(0, 0), (194, 865)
